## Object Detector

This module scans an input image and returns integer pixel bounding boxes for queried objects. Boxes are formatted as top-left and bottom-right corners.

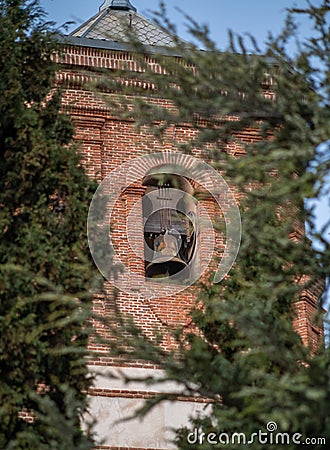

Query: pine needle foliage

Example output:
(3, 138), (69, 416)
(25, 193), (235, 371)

(100, 1), (330, 448)
(0, 1), (99, 448)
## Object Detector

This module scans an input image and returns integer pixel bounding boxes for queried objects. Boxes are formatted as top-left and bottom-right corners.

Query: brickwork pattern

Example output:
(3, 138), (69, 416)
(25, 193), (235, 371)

(54, 42), (324, 449)
(56, 43), (323, 354)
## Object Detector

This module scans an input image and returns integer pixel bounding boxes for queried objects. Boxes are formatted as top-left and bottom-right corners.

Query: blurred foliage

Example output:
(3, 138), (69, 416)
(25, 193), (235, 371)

(99, 1), (330, 448)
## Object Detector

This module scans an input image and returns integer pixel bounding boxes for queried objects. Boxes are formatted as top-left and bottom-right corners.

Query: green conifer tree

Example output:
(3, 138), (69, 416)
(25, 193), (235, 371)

(0, 1), (99, 448)
(102, 1), (330, 448)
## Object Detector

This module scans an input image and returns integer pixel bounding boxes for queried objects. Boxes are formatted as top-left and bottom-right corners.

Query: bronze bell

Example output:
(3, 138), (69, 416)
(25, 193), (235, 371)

(142, 167), (197, 280)
(145, 230), (187, 278)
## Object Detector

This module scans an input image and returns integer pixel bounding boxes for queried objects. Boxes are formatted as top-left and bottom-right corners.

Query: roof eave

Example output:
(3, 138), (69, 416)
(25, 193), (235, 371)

(57, 34), (183, 57)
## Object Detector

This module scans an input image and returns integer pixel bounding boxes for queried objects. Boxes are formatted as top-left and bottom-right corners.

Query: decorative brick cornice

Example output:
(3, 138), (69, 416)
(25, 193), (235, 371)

(56, 68), (157, 92)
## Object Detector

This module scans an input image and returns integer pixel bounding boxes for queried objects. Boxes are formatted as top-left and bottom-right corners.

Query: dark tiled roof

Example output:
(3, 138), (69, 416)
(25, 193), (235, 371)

(70, 4), (177, 48)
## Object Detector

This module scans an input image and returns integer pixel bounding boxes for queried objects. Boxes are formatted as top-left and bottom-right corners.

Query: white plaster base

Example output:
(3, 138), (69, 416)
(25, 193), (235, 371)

(85, 365), (210, 449)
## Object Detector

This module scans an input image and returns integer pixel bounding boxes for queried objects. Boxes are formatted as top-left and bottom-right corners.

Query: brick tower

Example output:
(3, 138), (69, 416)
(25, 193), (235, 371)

(56, 1), (324, 448)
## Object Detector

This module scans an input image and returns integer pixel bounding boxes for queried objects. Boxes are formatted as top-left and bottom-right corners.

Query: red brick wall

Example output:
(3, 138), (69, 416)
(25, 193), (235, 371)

(56, 43), (324, 363)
